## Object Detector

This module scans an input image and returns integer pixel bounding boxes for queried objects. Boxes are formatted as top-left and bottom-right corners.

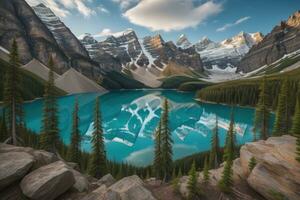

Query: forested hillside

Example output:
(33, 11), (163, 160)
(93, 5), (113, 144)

(0, 59), (65, 101)
(197, 68), (300, 111)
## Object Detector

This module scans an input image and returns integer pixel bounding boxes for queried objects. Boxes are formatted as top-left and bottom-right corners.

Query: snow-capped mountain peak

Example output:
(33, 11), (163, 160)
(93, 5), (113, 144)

(196, 31), (264, 69)
(176, 34), (192, 49)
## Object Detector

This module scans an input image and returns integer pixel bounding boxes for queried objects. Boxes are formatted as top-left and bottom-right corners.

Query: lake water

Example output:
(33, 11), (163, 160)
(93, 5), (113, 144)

(23, 90), (269, 166)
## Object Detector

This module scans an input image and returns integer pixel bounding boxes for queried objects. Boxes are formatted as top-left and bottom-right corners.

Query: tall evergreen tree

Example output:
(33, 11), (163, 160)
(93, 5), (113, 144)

(161, 99), (173, 182)
(218, 120), (234, 193)
(203, 156), (210, 183)
(291, 89), (300, 162)
(254, 76), (271, 140)
(209, 115), (220, 169)
(187, 161), (200, 199)
(0, 111), (8, 142)
(153, 120), (163, 179)
(4, 39), (23, 145)
(67, 99), (81, 164)
(39, 56), (59, 152)
(88, 97), (107, 178)
(218, 158), (233, 193)
(223, 110), (236, 161)
(273, 77), (290, 136)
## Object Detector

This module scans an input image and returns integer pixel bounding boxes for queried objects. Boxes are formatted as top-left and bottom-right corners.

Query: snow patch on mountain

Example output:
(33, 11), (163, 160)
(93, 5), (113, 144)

(176, 34), (192, 49)
(196, 32), (264, 69)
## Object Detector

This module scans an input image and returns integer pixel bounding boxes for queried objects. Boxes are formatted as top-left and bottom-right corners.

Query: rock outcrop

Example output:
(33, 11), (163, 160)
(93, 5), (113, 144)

(0, 143), (156, 200)
(0, 152), (34, 190)
(178, 135), (300, 200)
(97, 174), (116, 187)
(237, 11), (300, 73)
(20, 161), (75, 200)
(84, 175), (156, 200)
(241, 135), (300, 200)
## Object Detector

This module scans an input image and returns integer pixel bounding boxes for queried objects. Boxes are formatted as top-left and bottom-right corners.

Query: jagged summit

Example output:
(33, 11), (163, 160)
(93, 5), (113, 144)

(176, 34), (192, 49)
(238, 11), (300, 73)
(287, 10), (300, 27)
(35, 3), (47, 8)
(195, 31), (263, 69)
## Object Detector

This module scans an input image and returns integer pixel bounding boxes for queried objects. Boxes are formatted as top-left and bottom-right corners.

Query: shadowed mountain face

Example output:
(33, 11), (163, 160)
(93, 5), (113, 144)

(237, 11), (300, 73)
(0, 0), (99, 79)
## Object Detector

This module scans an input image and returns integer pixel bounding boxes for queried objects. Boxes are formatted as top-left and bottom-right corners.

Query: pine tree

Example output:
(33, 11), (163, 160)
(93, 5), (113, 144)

(223, 110), (236, 161)
(209, 115), (220, 169)
(153, 120), (163, 179)
(172, 168), (176, 180)
(187, 161), (200, 199)
(67, 99), (81, 164)
(203, 156), (210, 183)
(178, 167), (183, 178)
(254, 76), (271, 140)
(161, 99), (173, 182)
(248, 157), (257, 172)
(218, 158), (233, 193)
(116, 164), (124, 180)
(88, 97), (107, 178)
(291, 89), (300, 162)
(39, 56), (59, 152)
(0, 111), (8, 142)
(273, 77), (290, 136)
(3, 39), (23, 145)
(172, 169), (180, 194)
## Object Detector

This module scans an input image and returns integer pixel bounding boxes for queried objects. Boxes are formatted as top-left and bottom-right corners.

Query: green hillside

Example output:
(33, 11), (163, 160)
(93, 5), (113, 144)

(0, 58), (65, 101)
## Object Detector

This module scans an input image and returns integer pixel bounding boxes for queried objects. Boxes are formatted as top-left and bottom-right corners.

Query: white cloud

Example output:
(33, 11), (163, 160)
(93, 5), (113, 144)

(25, 0), (97, 18)
(97, 5), (110, 14)
(123, 0), (223, 32)
(217, 16), (251, 32)
(93, 28), (133, 38)
(94, 28), (114, 37)
(112, 0), (140, 10)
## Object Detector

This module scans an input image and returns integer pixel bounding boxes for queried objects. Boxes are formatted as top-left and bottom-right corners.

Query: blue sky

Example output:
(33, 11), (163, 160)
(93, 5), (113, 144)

(26, 0), (300, 43)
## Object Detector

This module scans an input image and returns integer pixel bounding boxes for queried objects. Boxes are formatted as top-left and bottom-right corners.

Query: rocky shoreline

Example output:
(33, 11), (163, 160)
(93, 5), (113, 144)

(0, 135), (299, 200)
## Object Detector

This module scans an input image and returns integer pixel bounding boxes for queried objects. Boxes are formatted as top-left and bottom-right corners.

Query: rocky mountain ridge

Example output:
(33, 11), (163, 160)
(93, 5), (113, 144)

(193, 32), (264, 69)
(237, 11), (300, 73)
(0, 0), (99, 80)
(80, 29), (204, 74)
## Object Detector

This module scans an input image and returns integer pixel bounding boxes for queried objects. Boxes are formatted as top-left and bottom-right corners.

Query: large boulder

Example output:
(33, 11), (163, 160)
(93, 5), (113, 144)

(0, 143), (58, 169)
(71, 169), (90, 192)
(0, 151), (34, 190)
(31, 150), (58, 169)
(108, 175), (156, 200)
(20, 161), (75, 200)
(97, 174), (116, 187)
(240, 135), (300, 200)
(82, 185), (119, 200)
(0, 143), (34, 154)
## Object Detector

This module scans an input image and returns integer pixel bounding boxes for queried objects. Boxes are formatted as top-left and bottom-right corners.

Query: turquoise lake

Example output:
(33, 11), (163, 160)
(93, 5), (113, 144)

(23, 90), (267, 166)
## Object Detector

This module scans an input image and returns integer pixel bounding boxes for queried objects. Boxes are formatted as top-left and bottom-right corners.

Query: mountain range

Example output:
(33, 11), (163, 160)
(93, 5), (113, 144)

(0, 0), (300, 91)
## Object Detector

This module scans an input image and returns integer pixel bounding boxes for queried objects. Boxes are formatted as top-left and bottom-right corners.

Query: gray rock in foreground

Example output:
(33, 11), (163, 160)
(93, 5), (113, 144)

(0, 152), (34, 190)
(83, 175), (156, 200)
(97, 174), (116, 187)
(243, 135), (300, 200)
(20, 161), (75, 200)
(108, 175), (156, 200)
